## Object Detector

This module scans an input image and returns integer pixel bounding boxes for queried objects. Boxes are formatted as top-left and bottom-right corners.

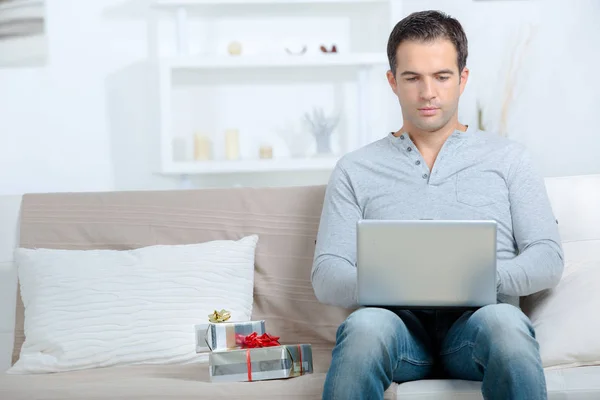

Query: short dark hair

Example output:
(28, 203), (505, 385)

(387, 10), (468, 76)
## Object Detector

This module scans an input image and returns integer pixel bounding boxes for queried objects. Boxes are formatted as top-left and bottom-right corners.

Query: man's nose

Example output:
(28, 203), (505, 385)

(419, 78), (436, 101)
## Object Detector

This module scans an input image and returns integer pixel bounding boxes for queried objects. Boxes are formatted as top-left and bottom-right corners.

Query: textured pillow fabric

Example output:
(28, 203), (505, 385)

(523, 260), (600, 370)
(9, 235), (258, 374)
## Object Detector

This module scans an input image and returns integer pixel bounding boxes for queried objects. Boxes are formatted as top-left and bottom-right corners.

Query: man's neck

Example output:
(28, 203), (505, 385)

(394, 121), (468, 171)
(395, 122), (468, 154)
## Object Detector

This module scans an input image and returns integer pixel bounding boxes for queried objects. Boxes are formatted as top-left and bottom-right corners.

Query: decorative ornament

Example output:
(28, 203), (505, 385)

(208, 309), (232, 323)
(285, 45), (307, 56)
(235, 332), (281, 348)
(319, 44), (338, 54)
(228, 41), (243, 56)
(304, 107), (341, 155)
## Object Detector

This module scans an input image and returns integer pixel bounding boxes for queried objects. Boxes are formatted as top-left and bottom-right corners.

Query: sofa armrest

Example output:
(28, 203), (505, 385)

(0, 195), (21, 371)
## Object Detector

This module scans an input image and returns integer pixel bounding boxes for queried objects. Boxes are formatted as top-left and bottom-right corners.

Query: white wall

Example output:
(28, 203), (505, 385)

(403, 0), (600, 177)
(503, 0), (600, 177)
(1, 0), (599, 195)
(0, 1), (136, 196)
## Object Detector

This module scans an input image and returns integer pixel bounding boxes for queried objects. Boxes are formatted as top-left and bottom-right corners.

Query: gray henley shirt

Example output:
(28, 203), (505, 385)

(312, 128), (564, 309)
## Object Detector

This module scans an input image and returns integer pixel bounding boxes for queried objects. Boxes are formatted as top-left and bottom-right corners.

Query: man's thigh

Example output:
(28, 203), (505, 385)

(438, 303), (537, 381)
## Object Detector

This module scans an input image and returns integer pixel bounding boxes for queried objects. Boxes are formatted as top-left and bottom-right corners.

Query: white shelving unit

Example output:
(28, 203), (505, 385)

(161, 157), (339, 174)
(163, 53), (387, 69)
(148, 0), (392, 181)
(155, 0), (389, 6)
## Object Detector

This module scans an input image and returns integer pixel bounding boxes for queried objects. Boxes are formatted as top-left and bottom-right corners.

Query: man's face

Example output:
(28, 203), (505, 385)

(387, 39), (469, 133)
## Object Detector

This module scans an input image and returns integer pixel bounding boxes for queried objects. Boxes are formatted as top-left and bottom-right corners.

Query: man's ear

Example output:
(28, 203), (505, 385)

(386, 70), (398, 94)
(459, 67), (469, 94)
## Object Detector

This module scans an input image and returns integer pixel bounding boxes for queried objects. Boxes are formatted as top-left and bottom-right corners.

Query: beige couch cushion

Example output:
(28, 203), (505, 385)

(0, 341), (396, 400)
(0, 366), (331, 400)
(12, 186), (355, 365)
(1, 344), (337, 400)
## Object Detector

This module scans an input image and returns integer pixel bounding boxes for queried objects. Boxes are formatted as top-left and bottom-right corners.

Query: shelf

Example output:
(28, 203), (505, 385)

(154, 0), (388, 7)
(161, 157), (339, 174)
(163, 53), (388, 70)
(105, 0), (390, 19)
(141, 0), (390, 182)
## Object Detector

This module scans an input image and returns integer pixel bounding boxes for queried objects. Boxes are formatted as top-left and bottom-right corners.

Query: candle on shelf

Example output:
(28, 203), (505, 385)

(194, 133), (212, 161)
(228, 41), (243, 56)
(225, 129), (240, 161)
(259, 145), (273, 159)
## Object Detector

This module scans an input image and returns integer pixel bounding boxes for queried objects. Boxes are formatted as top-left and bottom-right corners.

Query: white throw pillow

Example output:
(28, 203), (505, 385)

(523, 260), (600, 370)
(8, 235), (258, 374)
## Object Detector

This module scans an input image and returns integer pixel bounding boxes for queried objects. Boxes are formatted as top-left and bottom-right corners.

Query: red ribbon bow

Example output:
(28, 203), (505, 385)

(235, 332), (281, 349)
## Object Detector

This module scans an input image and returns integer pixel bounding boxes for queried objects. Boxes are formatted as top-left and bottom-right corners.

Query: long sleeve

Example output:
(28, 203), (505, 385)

(497, 148), (565, 297)
(311, 162), (362, 309)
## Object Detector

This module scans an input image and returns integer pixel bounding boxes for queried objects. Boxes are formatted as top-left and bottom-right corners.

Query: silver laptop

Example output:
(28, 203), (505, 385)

(357, 219), (497, 309)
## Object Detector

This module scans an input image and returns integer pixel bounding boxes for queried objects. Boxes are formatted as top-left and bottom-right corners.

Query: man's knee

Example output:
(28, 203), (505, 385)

(336, 308), (405, 354)
(471, 304), (539, 359)
(471, 303), (534, 335)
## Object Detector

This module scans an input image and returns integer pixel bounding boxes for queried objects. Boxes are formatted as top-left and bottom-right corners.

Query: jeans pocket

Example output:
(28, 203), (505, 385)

(400, 356), (435, 366)
(439, 342), (484, 381)
(393, 357), (435, 383)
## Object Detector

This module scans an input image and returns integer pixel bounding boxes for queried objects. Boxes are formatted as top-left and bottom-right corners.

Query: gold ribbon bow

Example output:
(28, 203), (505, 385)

(208, 309), (231, 323)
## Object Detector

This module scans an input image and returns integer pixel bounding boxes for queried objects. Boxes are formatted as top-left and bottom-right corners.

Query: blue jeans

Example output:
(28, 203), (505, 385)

(323, 304), (546, 400)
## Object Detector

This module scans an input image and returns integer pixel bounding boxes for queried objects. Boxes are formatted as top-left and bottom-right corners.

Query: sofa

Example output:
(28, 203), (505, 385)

(0, 173), (599, 399)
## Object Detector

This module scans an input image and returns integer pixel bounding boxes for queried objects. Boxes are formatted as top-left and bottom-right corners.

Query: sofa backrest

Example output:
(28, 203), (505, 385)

(544, 174), (600, 262)
(11, 186), (354, 365)
(9, 174), (600, 365)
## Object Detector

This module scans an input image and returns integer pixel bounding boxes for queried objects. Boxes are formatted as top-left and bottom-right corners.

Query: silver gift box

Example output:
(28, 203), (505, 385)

(209, 344), (313, 383)
(195, 320), (266, 353)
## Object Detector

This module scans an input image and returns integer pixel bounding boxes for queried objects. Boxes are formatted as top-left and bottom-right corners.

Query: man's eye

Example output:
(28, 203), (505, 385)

(437, 76), (450, 81)
(406, 77), (418, 82)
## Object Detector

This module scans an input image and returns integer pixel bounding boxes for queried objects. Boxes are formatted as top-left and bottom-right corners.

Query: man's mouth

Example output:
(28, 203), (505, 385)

(418, 107), (439, 116)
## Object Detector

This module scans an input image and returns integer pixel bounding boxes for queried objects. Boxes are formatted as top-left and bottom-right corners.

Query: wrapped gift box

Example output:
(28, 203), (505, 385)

(195, 320), (266, 352)
(209, 344), (313, 383)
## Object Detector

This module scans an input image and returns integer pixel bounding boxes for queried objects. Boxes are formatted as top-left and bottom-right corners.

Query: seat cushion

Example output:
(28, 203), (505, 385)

(0, 345), (398, 400)
(0, 364), (328, 400)
(395, 366), (600, 400)
(2, 362), (599, 400)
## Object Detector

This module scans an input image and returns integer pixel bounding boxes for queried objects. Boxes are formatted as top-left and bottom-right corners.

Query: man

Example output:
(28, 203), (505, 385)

(312, 10), (564, 400)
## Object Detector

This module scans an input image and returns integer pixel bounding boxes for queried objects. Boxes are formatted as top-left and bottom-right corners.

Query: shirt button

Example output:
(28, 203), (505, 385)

(422, 173), (428, 179)
(400, 135), (405, 140)
(407, 147), (412, 152)
(415, 160), (421, 165)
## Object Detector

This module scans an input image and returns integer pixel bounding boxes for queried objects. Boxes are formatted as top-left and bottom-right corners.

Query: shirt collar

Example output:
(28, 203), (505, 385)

(388, 127), (470, 146)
